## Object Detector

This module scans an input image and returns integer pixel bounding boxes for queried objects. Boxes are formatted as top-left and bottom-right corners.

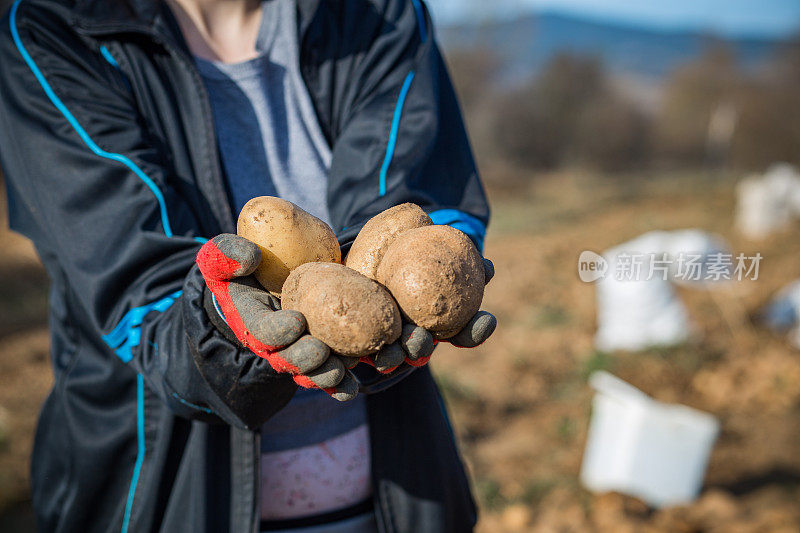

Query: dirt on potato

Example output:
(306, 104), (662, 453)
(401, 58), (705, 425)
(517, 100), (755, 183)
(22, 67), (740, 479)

(281, 262), (402, 358)
(378, 224), (485, 337)
(344, 202), (432, 280)
(237, 196), (341, 295)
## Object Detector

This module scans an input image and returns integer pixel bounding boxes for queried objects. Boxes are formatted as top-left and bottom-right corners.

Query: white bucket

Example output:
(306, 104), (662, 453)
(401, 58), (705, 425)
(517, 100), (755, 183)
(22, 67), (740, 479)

(580, 371), (720, 508)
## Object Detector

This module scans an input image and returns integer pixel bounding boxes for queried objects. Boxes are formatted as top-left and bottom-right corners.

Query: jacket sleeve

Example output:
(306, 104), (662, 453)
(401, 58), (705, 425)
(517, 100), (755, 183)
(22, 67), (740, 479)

(322, 0), (490, 251)
(0, 3), (295, 430)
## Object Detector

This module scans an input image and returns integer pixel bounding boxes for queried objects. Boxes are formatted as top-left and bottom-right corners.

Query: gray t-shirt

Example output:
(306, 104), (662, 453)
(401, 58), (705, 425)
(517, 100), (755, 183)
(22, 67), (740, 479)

(195, 0), (332, 225)
(195, 1), (373, 528)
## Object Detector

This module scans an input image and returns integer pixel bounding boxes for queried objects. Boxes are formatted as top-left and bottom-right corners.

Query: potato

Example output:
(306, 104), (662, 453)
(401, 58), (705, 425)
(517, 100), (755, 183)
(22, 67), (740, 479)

(237, 196), (341, 295)
(377, 225), (484, 338)
(281, 262), (402, 358)
(345, 203), (432, 280)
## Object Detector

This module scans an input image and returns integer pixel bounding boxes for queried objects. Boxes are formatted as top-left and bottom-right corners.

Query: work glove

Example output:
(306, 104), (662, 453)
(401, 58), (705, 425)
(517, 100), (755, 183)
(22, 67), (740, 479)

(197, 234), (357, 400)
(356, 257), (497, 380)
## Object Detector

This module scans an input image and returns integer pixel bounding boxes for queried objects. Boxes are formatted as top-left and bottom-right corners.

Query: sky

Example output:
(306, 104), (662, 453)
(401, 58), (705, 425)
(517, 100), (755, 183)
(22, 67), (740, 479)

(427, 0), (800, 38)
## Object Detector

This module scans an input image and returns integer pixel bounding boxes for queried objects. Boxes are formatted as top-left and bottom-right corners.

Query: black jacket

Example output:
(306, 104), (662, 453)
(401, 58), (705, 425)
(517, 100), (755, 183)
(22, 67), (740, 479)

(0, 0), (489, 531)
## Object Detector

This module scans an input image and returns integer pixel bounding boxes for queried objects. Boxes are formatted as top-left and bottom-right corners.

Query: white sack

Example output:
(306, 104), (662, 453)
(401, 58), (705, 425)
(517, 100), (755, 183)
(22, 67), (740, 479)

(735, 163), (800, 240)
(594, 230), (729, 352)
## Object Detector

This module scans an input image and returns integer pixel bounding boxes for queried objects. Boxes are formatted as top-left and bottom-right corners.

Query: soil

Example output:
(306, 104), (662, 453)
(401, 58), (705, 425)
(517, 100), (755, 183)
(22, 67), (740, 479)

(0, 198), (51, 528)
(431, 170), (800, 532)
(2, 170), (800, 531)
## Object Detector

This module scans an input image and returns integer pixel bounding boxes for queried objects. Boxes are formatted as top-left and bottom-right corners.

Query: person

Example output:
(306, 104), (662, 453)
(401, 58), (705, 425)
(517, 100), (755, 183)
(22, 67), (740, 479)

(0, 0), (494, 531)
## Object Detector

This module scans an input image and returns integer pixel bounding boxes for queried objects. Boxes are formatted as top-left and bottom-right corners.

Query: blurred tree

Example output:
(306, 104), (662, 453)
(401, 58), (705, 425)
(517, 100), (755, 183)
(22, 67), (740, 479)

(490, 53), (646, 171)
(573, 92), (649, 172)
(445, 47), (499, 114)
(446, 34), (800, 175)
(492, 54), (604, 169)
(444, 47), (500, 166)
(729, 38), (800, 169)
(772, 36), (800, 86)
(492, 82), (562, 169)
(654, 44), (738, 165)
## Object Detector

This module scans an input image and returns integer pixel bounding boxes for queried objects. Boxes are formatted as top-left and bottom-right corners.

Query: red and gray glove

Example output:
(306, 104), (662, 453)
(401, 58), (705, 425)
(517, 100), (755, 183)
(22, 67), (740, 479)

(197, 234), (357, 400)
(360, 257), (497, 375)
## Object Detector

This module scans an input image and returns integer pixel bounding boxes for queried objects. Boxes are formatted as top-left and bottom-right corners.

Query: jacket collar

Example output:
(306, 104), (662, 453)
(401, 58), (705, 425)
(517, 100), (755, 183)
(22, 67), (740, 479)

(71, 0), (169, 36)
(71, 0), (320, 38)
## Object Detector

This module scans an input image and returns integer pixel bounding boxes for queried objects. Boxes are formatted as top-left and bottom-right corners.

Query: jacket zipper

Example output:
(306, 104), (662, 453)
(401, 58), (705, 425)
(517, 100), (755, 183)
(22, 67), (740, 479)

(151, 37), (259, 533)
(163, 40), (236, 233)
(153, 33), (259, 533)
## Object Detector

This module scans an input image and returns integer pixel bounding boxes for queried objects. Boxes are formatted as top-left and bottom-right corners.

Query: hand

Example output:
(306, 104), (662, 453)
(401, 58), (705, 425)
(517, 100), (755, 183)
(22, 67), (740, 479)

(197, 234), (357, 401)
(360, 257), (497, 375)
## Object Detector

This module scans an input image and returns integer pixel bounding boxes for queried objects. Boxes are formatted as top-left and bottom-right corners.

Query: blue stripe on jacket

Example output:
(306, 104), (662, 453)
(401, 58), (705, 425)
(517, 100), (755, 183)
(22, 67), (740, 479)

(429, 209), (487, 252)
(10, 0), (185, 362)
(9, 0), (174, 237)
(9, 5), (183, 531)
(378, 70), (416, 197)
(101, 290), (183, 362)
(121, 374), (145, 533)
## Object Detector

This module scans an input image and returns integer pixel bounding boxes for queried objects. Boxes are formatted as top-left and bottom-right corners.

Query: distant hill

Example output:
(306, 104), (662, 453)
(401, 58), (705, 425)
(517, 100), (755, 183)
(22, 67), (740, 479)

(437, 11), (788, 82)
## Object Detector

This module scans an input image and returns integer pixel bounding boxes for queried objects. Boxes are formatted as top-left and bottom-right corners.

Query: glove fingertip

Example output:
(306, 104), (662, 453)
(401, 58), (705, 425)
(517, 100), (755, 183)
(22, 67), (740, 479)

(214, 234), (262, 277)
(482, 257), (495, 285)
(275, 335), (328, 373)
(328, 372), (359, 402)
(449, 311), (497, 348)
(304, 355), (345, 389)
(252, 310), (307, 349)
(198, 235), (262, 280)
(401, 325), (435, 361)
(374, 343), (405, 372)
